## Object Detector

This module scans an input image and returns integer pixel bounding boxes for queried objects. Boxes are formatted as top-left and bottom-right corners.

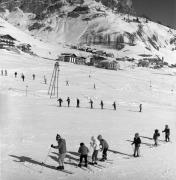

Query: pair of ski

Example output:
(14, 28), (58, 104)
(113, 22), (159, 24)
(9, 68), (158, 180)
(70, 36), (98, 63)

(53, 167), (74, 174)
(77, 162), (106, 172)
(19, 161), (74, 175)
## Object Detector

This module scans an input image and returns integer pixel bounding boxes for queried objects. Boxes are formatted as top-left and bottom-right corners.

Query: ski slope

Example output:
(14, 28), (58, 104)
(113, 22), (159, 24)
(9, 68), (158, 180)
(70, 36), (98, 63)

(0, 49), (176, 180)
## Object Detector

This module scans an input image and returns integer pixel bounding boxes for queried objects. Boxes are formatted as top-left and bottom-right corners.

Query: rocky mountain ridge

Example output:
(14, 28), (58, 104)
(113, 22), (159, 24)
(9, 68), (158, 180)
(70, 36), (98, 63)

(0, 0), (176, 65)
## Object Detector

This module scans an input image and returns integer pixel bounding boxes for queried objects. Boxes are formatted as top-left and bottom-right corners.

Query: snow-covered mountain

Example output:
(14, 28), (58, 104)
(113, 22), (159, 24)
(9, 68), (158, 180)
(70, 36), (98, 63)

(0, 0), (176, 65)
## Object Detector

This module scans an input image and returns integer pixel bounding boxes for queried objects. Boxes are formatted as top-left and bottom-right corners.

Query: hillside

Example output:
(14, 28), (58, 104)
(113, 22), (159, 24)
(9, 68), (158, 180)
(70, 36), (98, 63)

(0, 0), (176, 65)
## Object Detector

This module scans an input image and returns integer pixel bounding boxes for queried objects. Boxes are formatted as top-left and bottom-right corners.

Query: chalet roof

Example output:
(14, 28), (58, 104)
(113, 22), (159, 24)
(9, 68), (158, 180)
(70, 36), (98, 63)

(0, 34), (16, 41)
(61, 53), (77, 57)
(100, 60), (118, 64)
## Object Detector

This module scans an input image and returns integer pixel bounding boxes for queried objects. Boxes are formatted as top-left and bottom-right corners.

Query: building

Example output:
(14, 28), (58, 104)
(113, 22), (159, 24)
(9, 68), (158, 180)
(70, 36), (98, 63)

(75, 57), (86, 65)
(17, 43), (31, 52)
(59, 53), (77, 63)
(97, 60), (119, 70)
(0, 34), (16, 48)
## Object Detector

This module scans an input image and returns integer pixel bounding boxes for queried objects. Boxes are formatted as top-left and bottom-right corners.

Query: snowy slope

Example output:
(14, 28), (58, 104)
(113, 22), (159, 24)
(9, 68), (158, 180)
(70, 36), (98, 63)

(1, 49), (176, 180)
(0, 17), (62, 59)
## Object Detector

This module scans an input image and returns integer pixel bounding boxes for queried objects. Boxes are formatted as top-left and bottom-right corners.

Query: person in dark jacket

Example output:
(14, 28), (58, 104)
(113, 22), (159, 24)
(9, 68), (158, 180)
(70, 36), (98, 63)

(51, 134), (67, 170)
(100, 100), (104, 109)
(21, 73), (25, 82)
(66, 97), (70, 107)
(112, 101), (116, 110)
(5, 69), (7, 76)
(57, 98), (63, 107)
(139, 104), (142, 112)
(32, 74), (35, 80)
(14, 72), (17, 78)
(89, 99), (93, 109)
(76, 98), (80, 108)
(97, 135), (109, 161)
(78, 143), (89, 167)
(153, 129), (160, 146)
(131, 133), (141, 157)
(162, 125), (170, 142)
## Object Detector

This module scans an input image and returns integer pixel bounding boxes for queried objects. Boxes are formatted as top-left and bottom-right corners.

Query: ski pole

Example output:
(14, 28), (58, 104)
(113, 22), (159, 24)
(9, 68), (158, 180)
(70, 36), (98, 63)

(39, 147), (51, 173)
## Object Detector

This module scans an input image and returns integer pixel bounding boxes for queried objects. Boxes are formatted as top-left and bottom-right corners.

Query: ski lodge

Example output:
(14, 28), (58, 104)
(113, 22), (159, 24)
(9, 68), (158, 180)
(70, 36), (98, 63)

(0, 34), (16, 48)
(59, 53), (77, 63)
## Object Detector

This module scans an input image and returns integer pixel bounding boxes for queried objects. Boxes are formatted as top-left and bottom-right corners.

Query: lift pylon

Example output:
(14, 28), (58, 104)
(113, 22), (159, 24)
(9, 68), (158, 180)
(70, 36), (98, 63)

(48, 62), (60, 98)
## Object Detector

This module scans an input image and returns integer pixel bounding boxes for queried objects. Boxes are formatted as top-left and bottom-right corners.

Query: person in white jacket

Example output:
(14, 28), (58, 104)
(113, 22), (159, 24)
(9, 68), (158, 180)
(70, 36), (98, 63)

(90, 136), (99, 165)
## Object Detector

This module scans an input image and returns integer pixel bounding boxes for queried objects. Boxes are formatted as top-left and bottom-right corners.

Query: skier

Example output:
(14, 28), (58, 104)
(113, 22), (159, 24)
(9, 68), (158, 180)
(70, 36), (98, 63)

(112, 101), (116, 110)
(4, 70), (7, 76)
(90, 136), (99, 165)
(32, 74), (35, 80)
(97, 135), (109, 161)
(76, 98), (80, 108)
(57, 98), (63, 107)
(21, 73), (25, 82)
(78, 142), (89, 167)
(139, 104), (142, 112)
(66, 97), (70, 107)
(66, 80), (69, 86)
(100, 100), (104, 109)
(89, 99), (93, 109)
(44, 75), (47, 84)
(153, 129), (160, 146)
(51, 134), (67, 170)
(131, 133), (141, 157)
(162, 125), (170, 142)
(1, 69), (3, 76)
(14, 72), (17, 78)
(94, 83), (96, 89)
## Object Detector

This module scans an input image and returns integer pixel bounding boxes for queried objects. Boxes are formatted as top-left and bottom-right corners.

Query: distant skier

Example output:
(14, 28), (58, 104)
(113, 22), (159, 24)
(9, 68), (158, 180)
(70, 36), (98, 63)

(76, 98), (80, 108)
(112, 101), (116, 110)
(4, 70), (7, 76)
(89, 99), (93, 109)
(66, 97), (70, 107)
(131, 133), (141, 157)
(153, 129), (160, 146)
(57, 98), (63, 107)
(97, 135), (109, 161)
(78, 142), (89, 167)
(90, 136), (99, 165)
(139, 104), (142, 112)
(162, 125), (170, 142)
(1, 69), (3, 76)
(32, 74), (35, 80)
(100, 100), (104, 109)
(44, 75), (47, 84)
(21, 73), (25, 82)
(51, 134), (67, 170)
(94, 83), (96, 89)
(66, 80), (69, 86)
(14, 72), (17, 78)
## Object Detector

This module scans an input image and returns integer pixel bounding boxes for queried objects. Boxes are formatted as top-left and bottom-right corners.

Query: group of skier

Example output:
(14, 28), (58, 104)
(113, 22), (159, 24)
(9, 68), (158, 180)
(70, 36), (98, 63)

(1, 69), (8, 76)
(50, 124), (170, 170)
(57, 97), (144, 112)
(1, 69), (48, 84)
(51, 134), (109, 170)
(131, 124), (170, 157)
(57, 97), (118, 110)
